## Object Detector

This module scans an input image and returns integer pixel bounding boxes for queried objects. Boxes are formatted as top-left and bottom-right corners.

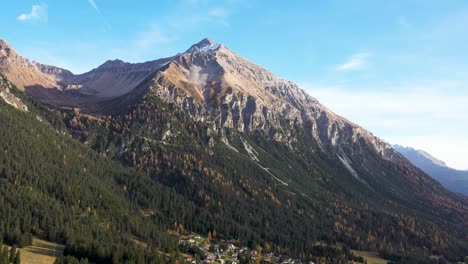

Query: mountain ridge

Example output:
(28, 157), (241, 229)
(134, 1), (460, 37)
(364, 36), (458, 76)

(139, 39), (401, 163)
(1, 37), (467, 262)
(0, 37), (400, 163)
(394, 145), (468, 195)
(0, 38), (174, 105)
(0, 37), (463, 201)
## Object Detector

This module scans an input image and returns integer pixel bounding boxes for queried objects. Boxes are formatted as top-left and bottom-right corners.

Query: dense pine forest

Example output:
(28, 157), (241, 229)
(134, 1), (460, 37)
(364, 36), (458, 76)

(0, 73), (467, 263)
(0, 76), (187, 262)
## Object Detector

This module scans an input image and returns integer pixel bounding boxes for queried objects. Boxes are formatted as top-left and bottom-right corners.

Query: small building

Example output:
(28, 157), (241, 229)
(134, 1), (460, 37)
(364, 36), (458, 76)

(227, 244), (236, 250)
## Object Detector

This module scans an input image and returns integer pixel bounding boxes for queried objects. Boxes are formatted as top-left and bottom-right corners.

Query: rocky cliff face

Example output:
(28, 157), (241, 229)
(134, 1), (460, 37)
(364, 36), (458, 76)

(0, 74), (27, 111)
(33, 62), (74, 80)
(145, 39), (399, 163)
(0, 38), (172, 106)
(0, 39), (63, 92)
(2, 38), (467, 260)
(68, 58), (171, 98)
(0, 37), (403, 164)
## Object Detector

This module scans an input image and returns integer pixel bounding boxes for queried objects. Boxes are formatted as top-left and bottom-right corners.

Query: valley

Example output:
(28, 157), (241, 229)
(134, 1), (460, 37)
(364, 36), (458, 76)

(0, 37), (467, 264)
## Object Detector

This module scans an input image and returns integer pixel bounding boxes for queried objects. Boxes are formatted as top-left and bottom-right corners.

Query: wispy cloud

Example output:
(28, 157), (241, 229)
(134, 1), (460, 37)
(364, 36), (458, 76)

(88, 0), (100, 13)
(334, 53), (371, 71)
(135, 25), (176, 49)
(17, 4), (48, 22)
(137, 1), (236, 50)
(301, 80), (468, 169)
(86, 0), (112, 30)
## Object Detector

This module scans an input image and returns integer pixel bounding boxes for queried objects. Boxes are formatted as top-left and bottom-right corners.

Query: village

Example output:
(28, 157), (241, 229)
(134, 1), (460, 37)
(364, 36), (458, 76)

(178, 234), (313, 264)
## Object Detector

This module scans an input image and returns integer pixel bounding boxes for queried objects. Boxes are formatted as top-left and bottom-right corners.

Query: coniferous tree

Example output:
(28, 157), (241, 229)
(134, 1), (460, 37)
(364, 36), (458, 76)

(9, 246), (16, 263)
(13, 251), (20, 264)
(1, 247), (9, 264)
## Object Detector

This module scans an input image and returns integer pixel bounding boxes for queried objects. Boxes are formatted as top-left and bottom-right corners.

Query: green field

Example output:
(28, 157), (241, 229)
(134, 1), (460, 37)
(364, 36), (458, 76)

(19, 237), (64, 264)
(352, 250), (389, 264)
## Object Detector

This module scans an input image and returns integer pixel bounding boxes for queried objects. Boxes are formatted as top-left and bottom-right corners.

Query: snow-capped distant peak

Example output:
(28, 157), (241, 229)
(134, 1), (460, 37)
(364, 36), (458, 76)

(185, 38), (221, 54)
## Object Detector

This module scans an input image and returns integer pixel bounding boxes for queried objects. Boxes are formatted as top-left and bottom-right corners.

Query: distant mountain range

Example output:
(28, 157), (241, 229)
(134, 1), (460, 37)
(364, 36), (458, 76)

(393, 145), (468, 195)
(1, 37), (467, 263)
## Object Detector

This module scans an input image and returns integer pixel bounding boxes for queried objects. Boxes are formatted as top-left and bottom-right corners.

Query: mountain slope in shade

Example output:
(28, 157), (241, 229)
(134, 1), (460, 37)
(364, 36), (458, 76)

(146, 39), (399, 158)
(59, 39), (467, 257)
(1, 37), (468, 262)
(394, 145), (468, 195)
(0, 73), (201, 262)
(0, 39), (65, 91)
(135, 39), (466, 208)
(0, 38), (172, 107)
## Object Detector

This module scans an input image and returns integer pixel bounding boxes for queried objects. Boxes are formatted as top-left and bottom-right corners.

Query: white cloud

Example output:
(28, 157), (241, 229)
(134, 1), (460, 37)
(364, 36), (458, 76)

(135, 25), (176, 49)
(334, 53), (371, 71)
(17, 4), (48, 22)
(88, 0), (100, 12)
(301, 81), (468, 170)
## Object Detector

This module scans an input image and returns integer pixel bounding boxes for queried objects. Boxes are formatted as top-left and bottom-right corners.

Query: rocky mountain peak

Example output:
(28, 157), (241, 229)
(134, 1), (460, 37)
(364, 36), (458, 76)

(393, 145), (448, 168)
(32, 62), (74, 79)
(418, 150), (448, 167)
(185, 38), (221, 54)
(0, 39), (16, 57)
(0, 38), (66, 92)
(99, 59), (128, 69)
(0, 38), (404, 165)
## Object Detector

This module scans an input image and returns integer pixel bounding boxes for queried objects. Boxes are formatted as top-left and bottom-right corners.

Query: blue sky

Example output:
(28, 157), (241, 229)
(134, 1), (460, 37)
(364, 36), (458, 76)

(3, 0), (468, 169)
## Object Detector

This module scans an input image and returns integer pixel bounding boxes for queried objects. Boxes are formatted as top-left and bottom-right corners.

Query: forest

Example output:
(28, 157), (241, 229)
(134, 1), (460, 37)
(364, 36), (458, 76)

(0, 74), (466, 263)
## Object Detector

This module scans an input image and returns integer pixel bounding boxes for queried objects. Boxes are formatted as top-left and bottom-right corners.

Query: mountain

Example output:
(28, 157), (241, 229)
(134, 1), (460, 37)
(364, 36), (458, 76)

(0, 74), (27, 111)
(1, 38), (398, 160)
(0, 39), (65, 91)
(0, 38), (172, 107)
(0, 73), (193, 263)
(1, 38), (467, 263)
(394, 145), (468, 195)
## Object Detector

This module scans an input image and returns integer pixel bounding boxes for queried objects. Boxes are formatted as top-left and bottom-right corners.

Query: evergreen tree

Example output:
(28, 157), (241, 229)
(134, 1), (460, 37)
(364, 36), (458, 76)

(13, 251), (20, 264)
(9, 246), (16, 263)
(1, 247), (9, 264)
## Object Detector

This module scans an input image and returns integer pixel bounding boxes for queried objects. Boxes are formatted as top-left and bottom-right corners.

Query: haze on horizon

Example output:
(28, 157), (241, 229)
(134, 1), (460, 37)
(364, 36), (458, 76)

(3, 0), (468, 170)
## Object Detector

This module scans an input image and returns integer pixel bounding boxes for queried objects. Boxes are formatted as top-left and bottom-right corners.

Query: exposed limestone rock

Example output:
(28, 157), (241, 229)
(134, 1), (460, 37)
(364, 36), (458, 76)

(0, 37), (402, 164)
(0, 74), (27, 111)
(147, 39), (400, 164)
